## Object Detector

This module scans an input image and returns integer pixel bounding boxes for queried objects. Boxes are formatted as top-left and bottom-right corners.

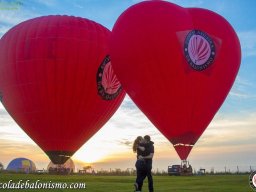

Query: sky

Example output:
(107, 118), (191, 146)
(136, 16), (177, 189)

(0, 0), (256, 173)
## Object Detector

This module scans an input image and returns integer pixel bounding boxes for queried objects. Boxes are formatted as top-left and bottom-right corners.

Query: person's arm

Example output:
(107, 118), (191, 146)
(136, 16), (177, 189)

(139, 153), (154, 159)
(138, 142), (154, 159)
(138, 146), (145, 151)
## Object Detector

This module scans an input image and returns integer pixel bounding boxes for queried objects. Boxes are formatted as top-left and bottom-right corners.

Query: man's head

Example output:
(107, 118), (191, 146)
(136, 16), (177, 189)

(144, 135), (151, 142)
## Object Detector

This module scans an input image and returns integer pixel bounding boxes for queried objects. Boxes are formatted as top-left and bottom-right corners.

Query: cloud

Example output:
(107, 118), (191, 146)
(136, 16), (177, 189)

(198, 112), (256, 148)
(228, 76), (256, 100)
(0, 10), (39, 38)
(0, 109), (16, 127)
(173, 0), (204, 7)
(73, 2), (84, 9)
(0, 1), (40, 38)
(131, 0), (204, 7)
(33, 0), (57, 7)
(131, 0), (144, 3)
(0, 104), (34, 143)
(238, 31), (256, 57)
(0, 108), (9, 117)
(120, 96), (137, 110)
(0, 8), (38, 26)
(0, 96), (255, 171)
(118, 139), (132, 147)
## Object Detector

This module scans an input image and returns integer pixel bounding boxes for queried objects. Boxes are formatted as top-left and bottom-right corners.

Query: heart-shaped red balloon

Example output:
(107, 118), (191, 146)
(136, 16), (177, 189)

(110, 1), (241, 160)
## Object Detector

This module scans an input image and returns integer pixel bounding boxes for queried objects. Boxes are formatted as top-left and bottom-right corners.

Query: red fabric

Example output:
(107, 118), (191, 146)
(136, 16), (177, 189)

(0, 16), (125, 162)
(174, 145), (193, 160)
(110, 1), (241, 160)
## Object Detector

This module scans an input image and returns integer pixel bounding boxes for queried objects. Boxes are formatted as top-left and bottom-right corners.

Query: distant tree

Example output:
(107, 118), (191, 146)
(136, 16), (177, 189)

(210, 167), (215, 174)
(83, 166), (93, 173)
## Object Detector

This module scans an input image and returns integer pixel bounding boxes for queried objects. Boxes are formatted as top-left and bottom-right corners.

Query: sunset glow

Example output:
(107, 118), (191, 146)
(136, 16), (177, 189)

(0, 0), (256, 173)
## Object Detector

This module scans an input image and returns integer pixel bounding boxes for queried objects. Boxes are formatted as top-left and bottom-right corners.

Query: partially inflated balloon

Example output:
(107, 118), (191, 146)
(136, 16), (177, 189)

(110, 1), (241, 160)
(0, 15), (125, 164)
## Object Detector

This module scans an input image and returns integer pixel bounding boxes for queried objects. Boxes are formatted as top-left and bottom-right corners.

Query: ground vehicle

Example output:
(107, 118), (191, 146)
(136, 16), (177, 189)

(168, 165), (182, 176)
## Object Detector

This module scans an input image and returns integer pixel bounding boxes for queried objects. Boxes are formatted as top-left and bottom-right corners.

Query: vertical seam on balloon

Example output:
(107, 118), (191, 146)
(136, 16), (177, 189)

(23, 19), (34, 115)
(67, 16), (77, 150)
(52, 16), (59, 149)
(58, 16), (64, 150)
(79, 18), (93, 131)
(71, 16), (82, 144)
(15, 23), (23, 112)
(44, 16), (50, 143)
(16, 21), (28, 114)
(43, 16), (50, 149)
(41, 17), (49, 136)
(60, 16), (67, 150)
(43, 16), (51, 148)
(87, 20), (98, 139)
(73, 17), (84, 146)
(67, 17), (75, 141)
(25, 18), (34, 115)
(73, 16), (81, 146)
(32, 17), (41, 135)
(88, 20), (98, 135)
(78, 18), (90, 148)
(74, 21), (84, 134)
(29, 18), (38, 131)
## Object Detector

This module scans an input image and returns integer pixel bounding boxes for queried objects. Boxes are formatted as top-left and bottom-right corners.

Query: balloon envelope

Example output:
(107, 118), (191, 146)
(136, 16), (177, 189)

(0, 15), (125, 164)
(110, 1), (241, 160)
(7, 158), (36, 173)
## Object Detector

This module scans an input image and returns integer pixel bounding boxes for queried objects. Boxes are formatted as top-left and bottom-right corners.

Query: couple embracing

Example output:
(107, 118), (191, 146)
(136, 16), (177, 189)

(133, 135), (154, 192)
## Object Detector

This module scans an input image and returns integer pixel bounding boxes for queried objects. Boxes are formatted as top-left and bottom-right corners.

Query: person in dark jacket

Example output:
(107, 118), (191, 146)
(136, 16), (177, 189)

(133, 135), (154, 192)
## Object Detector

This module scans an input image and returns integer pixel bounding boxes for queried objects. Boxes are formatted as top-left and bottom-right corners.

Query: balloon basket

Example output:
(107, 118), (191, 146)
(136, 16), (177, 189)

(180, 160), (193, 176)
(48, 163), (73, 175)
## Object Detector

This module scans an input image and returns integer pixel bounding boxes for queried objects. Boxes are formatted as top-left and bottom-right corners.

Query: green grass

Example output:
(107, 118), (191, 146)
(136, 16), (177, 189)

(0, 173), (252, 192)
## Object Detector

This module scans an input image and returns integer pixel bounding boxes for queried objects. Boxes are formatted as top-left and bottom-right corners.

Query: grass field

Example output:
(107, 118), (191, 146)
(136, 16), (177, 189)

(0, 173), (252, 191)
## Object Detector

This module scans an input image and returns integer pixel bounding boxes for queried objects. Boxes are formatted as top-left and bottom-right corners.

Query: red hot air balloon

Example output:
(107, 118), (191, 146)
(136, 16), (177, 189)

(0, 15), (125, 164)
(110, 1), (241, 160)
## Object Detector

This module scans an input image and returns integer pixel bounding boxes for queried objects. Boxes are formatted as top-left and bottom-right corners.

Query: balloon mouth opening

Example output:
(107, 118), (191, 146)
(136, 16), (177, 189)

(46, 151), (74, 165)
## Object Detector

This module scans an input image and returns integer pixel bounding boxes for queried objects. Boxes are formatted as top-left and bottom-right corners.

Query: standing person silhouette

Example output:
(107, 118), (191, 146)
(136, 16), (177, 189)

(133, 136), (146, 192)
(140, 135), (154, 192)
(133, 135), (154, 192)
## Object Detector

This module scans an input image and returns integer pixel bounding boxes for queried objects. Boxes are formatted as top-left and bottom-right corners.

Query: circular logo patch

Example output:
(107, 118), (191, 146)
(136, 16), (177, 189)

(249, 171), (256, 190)
(97, 55), (122, 100)
(184, 30), (215, 71)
